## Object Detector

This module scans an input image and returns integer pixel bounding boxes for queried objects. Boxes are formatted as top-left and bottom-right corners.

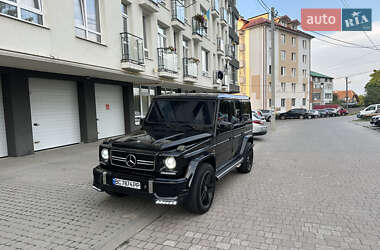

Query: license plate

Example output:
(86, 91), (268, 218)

(112, 178), (141, 190)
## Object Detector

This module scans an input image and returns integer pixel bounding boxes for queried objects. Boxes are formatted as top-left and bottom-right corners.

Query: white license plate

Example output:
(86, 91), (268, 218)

(112, 178), (141, 190)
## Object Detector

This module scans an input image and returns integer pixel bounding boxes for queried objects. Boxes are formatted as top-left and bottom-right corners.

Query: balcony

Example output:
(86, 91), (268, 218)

(120, 32), (145, 72)
(192, 17), (205, 42)
(157, 48), (178, 79)
(211, 0), (219, 17)
(225, 44), (234, 60)
(229, 84), (240, 93)
(138, 0), (159, 13)
(183, 58), (198, 83)
(171, 0), (185, 30)
(220, 7), (229, 26)
(217, 37), (224, 55)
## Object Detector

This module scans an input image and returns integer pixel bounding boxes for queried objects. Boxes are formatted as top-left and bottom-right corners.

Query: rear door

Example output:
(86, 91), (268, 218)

(215, 100), (233, 168)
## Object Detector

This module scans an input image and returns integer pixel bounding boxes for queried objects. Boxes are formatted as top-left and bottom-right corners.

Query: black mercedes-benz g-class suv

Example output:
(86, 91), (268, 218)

(93, 93), (254, 214)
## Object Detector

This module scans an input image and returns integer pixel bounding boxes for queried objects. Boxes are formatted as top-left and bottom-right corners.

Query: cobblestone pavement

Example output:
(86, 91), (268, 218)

(1, 116), (380, 250)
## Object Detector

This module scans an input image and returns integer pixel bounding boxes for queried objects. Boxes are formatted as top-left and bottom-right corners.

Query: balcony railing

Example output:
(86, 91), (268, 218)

(157, 48), (178, 73)
(121, 32), (144, 65)
(192, 17), (205, 36)
(225, 44), (235, 58)
(183, 58), (198, 78)
(171, 0), (185, 23)
(217, 38), (224, 52)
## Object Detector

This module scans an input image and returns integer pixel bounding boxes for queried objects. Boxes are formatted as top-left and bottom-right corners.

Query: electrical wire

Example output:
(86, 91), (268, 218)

(256, 0), (270, 13)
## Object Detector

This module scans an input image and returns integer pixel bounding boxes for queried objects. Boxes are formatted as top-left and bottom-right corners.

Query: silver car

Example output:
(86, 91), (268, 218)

(252, 112), (267, 136)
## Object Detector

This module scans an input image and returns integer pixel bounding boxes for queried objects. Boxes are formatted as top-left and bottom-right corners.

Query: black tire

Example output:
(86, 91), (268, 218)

(105, 190), (127, 197)
(307, 115), (312, 119)
(267, 117), (271, 122)
(299, 115), (304, 119)
(184, 163), (216, 214)
(237, 142), (254, 173)
(280, 115), (285, 120)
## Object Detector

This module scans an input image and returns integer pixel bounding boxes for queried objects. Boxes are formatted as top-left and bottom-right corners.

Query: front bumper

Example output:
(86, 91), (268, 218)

(93, 166), (190, 205)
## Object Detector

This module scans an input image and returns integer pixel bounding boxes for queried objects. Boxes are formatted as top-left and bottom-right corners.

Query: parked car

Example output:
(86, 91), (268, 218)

(309, 110), (321, 118)
(317, 109), (328, 118)
(357, 104), (380, 118)
(93, 94), (254, 214)
(326, 108), (339, 117)
(370, 114), (380, 127)
(252, 112), (267, 136)
(259, 109), (272, 122)
(338, 108), (348, 116)
(323, 109), (334, 117)
(278, 108), (313, 120)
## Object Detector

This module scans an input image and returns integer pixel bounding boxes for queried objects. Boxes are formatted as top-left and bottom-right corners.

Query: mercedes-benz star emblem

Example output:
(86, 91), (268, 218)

(126, 154), (137, 167)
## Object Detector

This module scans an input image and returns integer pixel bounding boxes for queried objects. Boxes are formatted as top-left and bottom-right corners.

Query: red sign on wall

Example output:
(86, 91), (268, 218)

(301, 8), (341, 31)
(106, 104), (110, 110)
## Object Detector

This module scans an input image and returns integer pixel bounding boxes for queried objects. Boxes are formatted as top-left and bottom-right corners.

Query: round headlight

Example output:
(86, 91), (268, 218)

(164, 157), (176, 170)
(101, 148), (109, 161)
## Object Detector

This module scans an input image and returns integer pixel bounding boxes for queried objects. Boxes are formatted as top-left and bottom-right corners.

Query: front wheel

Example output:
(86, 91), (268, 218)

(237, 142), (254, 173)
(184, 163), (216, 214)
(299, 115), (304, 119)
(280, 115), (286, 120)
(308, 115), (312, 119)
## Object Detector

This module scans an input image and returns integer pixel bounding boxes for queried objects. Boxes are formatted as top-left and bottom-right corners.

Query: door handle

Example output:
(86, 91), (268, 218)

(33, 123), (40, 126)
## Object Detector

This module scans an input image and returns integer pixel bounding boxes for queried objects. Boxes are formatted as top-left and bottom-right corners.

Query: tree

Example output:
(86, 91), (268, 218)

(364, 70), (380, 106)
(358, 95), (365, 106)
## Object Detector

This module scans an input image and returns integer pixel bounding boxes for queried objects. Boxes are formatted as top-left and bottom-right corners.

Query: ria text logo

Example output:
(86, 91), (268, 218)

(301, 8), (371, 31)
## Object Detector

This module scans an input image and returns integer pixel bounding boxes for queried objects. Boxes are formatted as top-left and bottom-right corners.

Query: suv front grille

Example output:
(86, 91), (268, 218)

(110, 150), (156, 171)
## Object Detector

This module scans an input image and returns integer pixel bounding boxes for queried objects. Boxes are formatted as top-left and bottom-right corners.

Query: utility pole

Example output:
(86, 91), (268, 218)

(271, 7), (276, 125)
(345, 77), (349, 109)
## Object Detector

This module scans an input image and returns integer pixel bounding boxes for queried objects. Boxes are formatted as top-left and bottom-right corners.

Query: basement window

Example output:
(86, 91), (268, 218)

(0, 0), (43, 25)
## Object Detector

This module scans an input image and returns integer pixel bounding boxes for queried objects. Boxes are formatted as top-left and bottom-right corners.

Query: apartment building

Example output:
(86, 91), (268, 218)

(0, 0), (239, 157)
(238, 14), (313, 112)
(310, 71), (334, 106)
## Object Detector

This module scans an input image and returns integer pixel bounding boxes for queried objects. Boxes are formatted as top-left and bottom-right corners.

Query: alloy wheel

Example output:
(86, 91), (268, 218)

(200, 172), (215, 208)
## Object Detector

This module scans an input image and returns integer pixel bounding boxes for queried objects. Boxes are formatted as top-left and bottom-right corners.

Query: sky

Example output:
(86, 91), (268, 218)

(237, 0), (380, 95)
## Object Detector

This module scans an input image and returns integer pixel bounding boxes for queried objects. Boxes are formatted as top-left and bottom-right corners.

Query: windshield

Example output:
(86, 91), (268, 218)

(146, 99), (216, 125)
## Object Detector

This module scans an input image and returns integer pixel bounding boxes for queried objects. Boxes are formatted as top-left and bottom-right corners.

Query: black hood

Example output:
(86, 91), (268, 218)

(110, 129), (212, 151)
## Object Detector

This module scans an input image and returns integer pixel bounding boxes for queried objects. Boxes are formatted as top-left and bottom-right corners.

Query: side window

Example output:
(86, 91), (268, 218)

(238, 100), (252, 124)
(231, 101), (241, 125)
(218, 100), (231, 122)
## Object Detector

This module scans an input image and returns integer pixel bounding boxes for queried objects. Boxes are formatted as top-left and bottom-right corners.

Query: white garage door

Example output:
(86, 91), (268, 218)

(95, 84), (125, 139)
(0, 79), (8, 157)
(29, 78), (81, 151)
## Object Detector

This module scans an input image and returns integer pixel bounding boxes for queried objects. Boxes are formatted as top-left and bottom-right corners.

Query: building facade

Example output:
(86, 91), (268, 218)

(0, 0), (239, 157)
(238, 14), (313, 112)
(310, 71), (334, 106)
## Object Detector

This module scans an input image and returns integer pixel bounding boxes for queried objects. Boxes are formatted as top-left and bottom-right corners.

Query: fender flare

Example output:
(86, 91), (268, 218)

(185, 153), (214, 188)
(239, 134), (254, 155)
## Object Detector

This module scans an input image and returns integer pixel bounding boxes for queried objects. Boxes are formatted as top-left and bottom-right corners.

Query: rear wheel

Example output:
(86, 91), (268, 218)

(280, 115), (285, 120)
(299, 115), (304, 119)
(184, 163), (216, 214)
(237, 142), (254, 173)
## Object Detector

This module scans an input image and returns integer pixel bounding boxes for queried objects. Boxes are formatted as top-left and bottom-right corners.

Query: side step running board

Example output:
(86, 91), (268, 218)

(216, 157), (244, 180)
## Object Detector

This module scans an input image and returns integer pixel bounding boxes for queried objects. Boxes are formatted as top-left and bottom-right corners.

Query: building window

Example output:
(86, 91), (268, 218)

(0, 0), (43, 24)
(142, 16), (149, 57)
(121, 2), (128, 32)
(281, 66), (286, 76)
(292, 37), (296, 47)
(302, 40), (307, 49)
(201, 48), (209, 76)
(302, 54), (307, 64)
(325, 93), (332, 99)
(303, 83), (306, 91)
(302, 98), (306, 106)
(292, 83), (296, 93)
(74, 0), (101, 42)
(157, 24), (167, 48)
(269, 98), (272, 107)
(268, 65), (271, 74)
(281, 98), (285, 107)
(291, 68), (296, 77)
(280, 50), (286, 61)
(291, 52), (296, 62)
(302, 69), (307, 77)
(291, 98), (296, 106)
(280, 34), (285, 44)
(281, 82), (286, 92)
(134, 86), (156, 125)
(312, 93), (320, 100)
